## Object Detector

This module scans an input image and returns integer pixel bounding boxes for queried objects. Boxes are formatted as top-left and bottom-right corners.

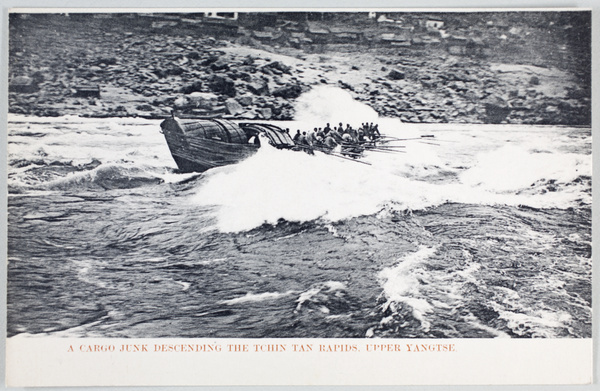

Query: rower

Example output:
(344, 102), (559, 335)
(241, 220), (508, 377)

(309, 129), (318, 145)
(372, 124), (381, 140)
(324, 134), (338, 150)
(358, 129), (366, 143)
(364, 123), (373, 139)
(299, 131), (308, 145)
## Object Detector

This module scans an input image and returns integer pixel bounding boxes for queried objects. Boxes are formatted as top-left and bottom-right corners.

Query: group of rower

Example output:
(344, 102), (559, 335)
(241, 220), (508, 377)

(291, 122), (381, 155)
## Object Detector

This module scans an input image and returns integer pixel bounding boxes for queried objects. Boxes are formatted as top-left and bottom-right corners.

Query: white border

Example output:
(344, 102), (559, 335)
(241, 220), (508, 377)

(2, 2), (598, 389)
(5, 338), (593, 386)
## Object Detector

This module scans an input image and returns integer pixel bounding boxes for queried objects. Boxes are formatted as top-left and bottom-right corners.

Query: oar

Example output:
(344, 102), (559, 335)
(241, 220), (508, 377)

(360, 147), (405, 154)
(329, 153), (372, 165)
(380, 135), (436, 142)
(338, 150), (364, 157)
(296, 144), (371, 165)
(366, 145), (406, 149)
(360, 144), (407, 153)
(369, 148), (406, 154)
(338, 143), (406, 154)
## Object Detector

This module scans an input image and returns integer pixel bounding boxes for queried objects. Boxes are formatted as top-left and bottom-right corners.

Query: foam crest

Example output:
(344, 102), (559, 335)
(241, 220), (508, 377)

(192, 143), (445, 232)
(8, 115), (174, 170)
(461, 145), (590, 192)
(378, 246), (438, 330)
(496, 308), (573, 338)
(294, 86), (379, 128)
(221, 291), (294, 305)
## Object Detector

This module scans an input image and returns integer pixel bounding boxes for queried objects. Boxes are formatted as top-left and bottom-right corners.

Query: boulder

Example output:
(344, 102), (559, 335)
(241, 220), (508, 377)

(420, 79), (435, 88)
(265, 61), (292, 75)
(247, 80), (269, 95)
(9, 76), (39, 93)
(165, 66), (185, 76)
(173, 96), (189, 109)
(338, 80), (354, 91)
(225, 98), (244, 115)
(181, 81), (203, 94)
(448, 81), (468, 92)
(209, 75), (236, 97)
(238, 72), (252, 82)
(483, 95), (511, 123)
(258, 107), (272, 120)
(529, 76), (540, 86)
(566, 88), (588, 100)
(272, 84), (303, 99)
(387, 69), (405, 80)
(239, 110), (257, 120)
(136, 104), (154, 111)
(200, 55), (219, 66)
(187, 92), (219, 109)
(210, 58), (230, 71)
(237, 95), (254, 106)
(73, 85), (101, 98)
(260, 66), (274, 76)
(242, 56), (256, 66)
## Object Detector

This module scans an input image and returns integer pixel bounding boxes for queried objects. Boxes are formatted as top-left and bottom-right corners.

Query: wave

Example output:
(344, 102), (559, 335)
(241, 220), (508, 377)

(190, 141), (590, 232)
(378, 246), (438, 331)
(294, 86), (381, 129)
(9, 161), (167, 191)
(8, 114), (177, 192)
(460, 144), (590, 193)
(221, 291), (295, 305)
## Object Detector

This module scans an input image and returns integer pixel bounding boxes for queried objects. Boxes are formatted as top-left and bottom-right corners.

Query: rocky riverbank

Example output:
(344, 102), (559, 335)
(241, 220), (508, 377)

(8, 13), (591, 125)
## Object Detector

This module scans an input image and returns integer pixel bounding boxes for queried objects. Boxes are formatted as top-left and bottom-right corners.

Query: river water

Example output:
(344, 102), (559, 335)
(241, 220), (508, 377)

(6, 89), (592, 339)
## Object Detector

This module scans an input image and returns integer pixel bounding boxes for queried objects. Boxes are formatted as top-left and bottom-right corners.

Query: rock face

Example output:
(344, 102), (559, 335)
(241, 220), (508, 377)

(7, 13), (591, 125)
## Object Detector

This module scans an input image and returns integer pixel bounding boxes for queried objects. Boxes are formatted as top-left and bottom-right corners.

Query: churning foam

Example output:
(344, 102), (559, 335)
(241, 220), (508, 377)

(8, 114), (173, 169)
(378, 246), (437, 331)
(294, 86), (380, 129)
(221, 291), (294, 305)
(461, 145), (590, 192)
(192, 143), (446, 232)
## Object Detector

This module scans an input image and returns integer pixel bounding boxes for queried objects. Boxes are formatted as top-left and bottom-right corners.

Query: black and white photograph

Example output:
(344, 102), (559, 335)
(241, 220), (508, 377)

(4, 7), (594, 386)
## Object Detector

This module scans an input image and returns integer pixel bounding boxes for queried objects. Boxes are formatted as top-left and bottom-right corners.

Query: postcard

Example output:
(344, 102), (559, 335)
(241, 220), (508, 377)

(4, 8), (593, 386)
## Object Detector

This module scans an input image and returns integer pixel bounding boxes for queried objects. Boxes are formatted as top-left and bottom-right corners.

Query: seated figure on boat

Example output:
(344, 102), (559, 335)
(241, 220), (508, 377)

(290, 121), (380, 157)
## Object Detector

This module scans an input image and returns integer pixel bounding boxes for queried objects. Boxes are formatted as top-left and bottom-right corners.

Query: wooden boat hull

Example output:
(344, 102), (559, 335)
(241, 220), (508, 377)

(169, 140), (258, 173)
(161, 117), (294, 173)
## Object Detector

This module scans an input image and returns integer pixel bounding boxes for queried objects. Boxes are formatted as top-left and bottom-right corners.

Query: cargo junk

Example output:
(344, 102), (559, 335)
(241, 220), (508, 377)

(160, 117), (296, 173)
